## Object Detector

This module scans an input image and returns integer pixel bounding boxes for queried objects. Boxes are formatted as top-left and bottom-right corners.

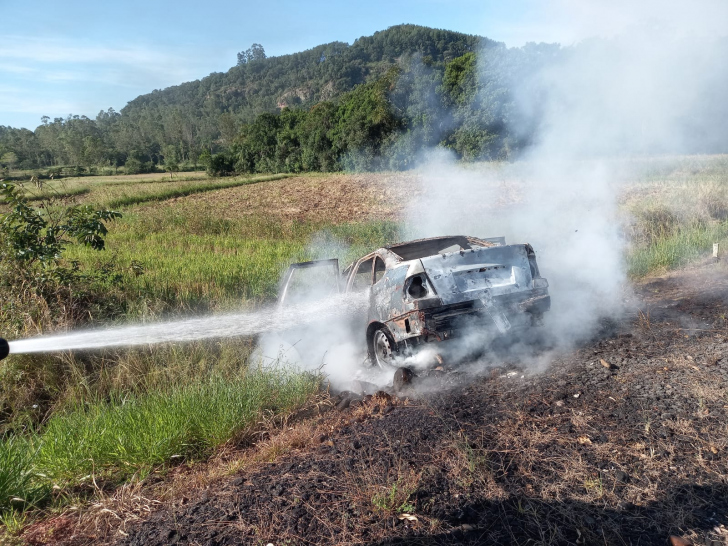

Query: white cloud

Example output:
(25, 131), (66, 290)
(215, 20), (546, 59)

(0, 36), (211, 87)
(0, 84), (76, 115)
(0, 35), (222, 126)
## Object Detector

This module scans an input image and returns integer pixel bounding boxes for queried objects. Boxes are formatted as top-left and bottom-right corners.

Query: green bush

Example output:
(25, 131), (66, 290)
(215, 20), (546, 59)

(207, 153), (236, 177)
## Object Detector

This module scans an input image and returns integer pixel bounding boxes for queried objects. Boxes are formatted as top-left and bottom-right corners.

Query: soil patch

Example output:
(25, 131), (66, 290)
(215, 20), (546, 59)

(143, 173), (422, 224)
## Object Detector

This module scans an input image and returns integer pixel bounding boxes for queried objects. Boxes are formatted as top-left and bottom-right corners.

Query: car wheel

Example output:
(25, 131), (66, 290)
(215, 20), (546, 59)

(371, 327), (397, 368)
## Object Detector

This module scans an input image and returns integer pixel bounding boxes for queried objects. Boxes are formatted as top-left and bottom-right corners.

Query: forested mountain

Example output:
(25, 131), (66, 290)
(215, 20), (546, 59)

(0, 24), (555, 174)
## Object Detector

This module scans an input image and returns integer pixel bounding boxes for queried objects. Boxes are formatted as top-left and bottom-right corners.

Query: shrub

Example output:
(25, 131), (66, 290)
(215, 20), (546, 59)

(0, 182), (126, 339)
(124, 157), (143, 174)
(207, 153), (236, 177)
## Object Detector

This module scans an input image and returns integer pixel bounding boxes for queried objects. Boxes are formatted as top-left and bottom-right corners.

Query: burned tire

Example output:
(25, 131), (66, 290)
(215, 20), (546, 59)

(370, 327), (398, 369)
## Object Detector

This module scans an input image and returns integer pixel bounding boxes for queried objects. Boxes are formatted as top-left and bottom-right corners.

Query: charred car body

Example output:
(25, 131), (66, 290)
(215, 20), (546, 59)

(279, 235), (550, 368)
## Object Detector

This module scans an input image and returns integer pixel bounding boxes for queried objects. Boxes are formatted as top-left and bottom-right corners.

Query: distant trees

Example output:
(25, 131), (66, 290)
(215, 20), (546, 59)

(228, 69), (402, 174)
(225, 52), (520, 173)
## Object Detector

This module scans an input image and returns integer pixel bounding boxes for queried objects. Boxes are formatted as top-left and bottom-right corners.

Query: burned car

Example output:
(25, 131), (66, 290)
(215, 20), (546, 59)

(279, 235), (550, 368)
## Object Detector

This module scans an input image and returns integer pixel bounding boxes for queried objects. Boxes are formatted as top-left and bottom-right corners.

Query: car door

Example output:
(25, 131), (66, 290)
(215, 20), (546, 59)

(370, 255), (390, 322)
(277, 258), (340, 307)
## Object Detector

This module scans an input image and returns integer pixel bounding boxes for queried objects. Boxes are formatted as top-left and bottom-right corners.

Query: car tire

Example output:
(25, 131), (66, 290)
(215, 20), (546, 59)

(370, 326), (398, 368)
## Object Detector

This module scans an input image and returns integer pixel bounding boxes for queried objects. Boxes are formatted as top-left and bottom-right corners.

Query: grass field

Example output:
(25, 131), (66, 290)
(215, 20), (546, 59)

(621, 154), (728, 275)
(1, 157), (728, 534)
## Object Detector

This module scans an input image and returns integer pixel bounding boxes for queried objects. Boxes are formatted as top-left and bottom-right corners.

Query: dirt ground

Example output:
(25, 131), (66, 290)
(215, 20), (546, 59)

(146, 173), (422, 224)
(22, 262), (728, 546)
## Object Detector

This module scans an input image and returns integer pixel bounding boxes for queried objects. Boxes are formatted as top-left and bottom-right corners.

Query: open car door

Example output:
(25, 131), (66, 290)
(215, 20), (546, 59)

(278, 259), (340, 307)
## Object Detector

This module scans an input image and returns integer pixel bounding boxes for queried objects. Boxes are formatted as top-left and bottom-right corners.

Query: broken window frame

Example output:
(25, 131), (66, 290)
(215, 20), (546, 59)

(277, 258), (340, 307)
(348, 255), (375, 292)
(373, 256), (386, 284)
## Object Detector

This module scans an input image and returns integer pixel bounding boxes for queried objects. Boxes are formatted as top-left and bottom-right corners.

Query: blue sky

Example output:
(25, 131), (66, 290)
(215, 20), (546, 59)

(1, 0), (721, 129)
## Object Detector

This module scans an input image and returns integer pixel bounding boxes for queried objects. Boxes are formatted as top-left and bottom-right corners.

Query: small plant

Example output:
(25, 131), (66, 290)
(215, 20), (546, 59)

(637, 309), (651, 331)
(0, 507), (27, 536)
(371, 478), (417, 513)
(583, 477), (604, 498)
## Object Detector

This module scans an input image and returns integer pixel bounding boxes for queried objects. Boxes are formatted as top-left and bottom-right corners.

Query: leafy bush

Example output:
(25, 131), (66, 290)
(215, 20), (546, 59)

(0, 183), (125, 338)
(1, 183), (121, 266)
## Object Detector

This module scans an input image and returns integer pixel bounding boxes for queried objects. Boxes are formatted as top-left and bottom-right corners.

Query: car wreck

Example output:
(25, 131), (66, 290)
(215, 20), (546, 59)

(279, 235), (550, 369)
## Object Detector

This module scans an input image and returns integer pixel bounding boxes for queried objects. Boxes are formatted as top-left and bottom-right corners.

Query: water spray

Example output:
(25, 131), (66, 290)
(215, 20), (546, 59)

(0, 292), (369, 360)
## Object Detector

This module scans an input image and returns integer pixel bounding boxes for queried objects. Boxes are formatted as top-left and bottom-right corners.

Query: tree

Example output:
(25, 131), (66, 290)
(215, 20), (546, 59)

(237, 43), (266, 65)
(441, 52), (477, 106)
(0, 152), (18, 170)
(207, 153), (235, 177)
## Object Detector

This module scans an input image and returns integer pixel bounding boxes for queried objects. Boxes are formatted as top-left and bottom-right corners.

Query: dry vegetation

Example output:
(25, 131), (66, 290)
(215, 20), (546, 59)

(146, 172), (421, 224)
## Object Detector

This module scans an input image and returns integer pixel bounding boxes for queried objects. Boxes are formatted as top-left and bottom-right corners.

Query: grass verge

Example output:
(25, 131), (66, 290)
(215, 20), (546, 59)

(0, 366), (319, 514)
(627, 221), (728, 277)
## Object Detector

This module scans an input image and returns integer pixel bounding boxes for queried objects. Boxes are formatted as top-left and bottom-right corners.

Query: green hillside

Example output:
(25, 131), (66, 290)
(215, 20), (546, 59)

(126, 24), (490, 122)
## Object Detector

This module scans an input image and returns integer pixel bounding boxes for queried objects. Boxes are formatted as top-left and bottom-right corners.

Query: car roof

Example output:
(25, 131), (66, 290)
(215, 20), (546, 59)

(385, 235), (500, 261)
(341, 235), (505, 274)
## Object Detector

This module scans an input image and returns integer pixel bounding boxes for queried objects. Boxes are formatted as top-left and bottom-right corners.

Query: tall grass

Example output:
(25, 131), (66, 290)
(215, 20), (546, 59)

(35, 367), (319, 484)
(66, 211), (402, 309)
(0, 436), (46, 513)
(624, 157), (728, 277)
(627, 221), (728, 277)
(0, 366), (319, 513)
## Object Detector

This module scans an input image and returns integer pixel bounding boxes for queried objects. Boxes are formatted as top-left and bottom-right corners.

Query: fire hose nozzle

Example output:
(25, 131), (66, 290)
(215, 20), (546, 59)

(0, 338), (8, 360)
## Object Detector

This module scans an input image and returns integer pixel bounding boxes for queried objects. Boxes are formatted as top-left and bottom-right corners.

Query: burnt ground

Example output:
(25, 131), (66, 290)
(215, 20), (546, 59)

(24, 263), (728, 546)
